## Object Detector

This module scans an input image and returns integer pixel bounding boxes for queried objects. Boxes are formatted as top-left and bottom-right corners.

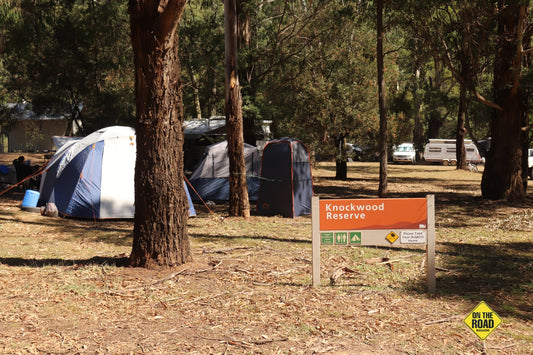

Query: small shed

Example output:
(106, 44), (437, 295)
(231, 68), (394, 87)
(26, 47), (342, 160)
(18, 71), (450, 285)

(1, 103), (82, 152)
(256, 138), (313, 217)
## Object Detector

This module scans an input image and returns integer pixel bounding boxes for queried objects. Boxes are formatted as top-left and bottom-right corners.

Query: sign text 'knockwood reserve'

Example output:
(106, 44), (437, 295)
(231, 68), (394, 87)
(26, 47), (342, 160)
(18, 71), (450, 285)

(319, 198), (427, 230)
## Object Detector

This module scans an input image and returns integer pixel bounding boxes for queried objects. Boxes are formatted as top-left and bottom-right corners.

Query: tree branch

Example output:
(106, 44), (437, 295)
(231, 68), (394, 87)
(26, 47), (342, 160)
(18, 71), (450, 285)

(473, 89), (503, 111)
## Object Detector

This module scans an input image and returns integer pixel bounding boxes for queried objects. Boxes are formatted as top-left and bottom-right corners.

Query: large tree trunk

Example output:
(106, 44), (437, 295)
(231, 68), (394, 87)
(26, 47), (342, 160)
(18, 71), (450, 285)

(481, 2), (527, 202)
(129, 0), (193, 267)
(225, 0), (250, 217)
(377, 0), (388, 197)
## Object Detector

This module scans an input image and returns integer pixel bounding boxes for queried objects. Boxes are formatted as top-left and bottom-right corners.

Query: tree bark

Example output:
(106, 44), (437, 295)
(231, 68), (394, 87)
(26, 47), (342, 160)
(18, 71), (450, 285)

(225, 0), (250, 217)
(377, 0), (388, 197)
(237, 0), (257, 146)
(456, 17), (471, 170)
(481, 1), (527, 202)
(426, 57), (447, 140)
(412, 68), (424, 162)
(184, 55), (202, 118)
(521, 19), (532, 192)
(335, 133), (347, 180)
(129, 0), (193, 267)
(456, 81), (467, 169)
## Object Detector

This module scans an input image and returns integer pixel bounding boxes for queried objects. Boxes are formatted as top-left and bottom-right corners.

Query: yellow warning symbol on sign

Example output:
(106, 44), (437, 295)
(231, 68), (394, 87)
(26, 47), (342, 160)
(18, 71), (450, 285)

(386, 231), (399, 244)
(464, 301), (502, 340)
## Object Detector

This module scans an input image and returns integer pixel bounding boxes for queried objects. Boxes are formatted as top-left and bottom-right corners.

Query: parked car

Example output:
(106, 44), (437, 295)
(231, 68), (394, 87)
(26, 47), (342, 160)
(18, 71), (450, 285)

(392, 143), (416, 164)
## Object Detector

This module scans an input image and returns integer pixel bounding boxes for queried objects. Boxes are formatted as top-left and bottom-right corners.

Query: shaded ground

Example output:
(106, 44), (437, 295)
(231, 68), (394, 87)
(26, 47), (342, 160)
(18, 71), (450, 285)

(0, 160), (531, 354)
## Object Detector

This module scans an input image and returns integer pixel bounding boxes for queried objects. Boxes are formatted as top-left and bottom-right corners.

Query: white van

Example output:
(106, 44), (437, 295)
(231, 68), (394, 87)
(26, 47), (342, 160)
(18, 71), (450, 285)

(423, 139), (483, 165)
(393, 143), (416, 163)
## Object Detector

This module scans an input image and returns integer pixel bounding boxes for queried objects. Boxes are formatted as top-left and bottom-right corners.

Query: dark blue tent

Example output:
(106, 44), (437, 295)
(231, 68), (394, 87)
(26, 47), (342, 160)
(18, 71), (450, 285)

(257, 138), (313, 217)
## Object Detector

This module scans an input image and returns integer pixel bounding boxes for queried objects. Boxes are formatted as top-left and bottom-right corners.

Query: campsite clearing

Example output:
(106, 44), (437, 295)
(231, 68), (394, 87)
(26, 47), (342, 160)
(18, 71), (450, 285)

(0, 160), (531, 354)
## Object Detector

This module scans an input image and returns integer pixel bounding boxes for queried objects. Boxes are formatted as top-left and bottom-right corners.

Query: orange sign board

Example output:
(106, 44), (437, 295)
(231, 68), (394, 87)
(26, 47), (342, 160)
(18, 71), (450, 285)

(319, 198), (427, 231)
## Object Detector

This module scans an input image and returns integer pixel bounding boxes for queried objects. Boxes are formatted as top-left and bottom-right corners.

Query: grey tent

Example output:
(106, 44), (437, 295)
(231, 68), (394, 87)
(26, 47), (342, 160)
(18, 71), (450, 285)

(256, 138), (313, 217)
(188, 140), (261, 201)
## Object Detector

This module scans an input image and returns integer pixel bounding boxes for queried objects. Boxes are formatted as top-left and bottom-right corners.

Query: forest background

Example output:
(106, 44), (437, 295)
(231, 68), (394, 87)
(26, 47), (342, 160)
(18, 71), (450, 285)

(0, 1), (518, 157)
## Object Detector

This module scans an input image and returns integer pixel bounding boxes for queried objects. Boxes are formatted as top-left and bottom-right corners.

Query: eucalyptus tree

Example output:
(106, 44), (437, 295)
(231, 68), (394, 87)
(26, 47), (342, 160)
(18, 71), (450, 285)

(481, 1), (532, 201)
(0, 0), (20, 60)
(225, 0), (250, 217)
(400, 0), (532, 200)
(0, 0), (20, 131)
(129, 0), (192, 267)
(180, 0), (391, 172)
(264, 1), (396, 173)
(397, 1), (496, 170)
(388, 35), (460, 162)
(233, 0), (342, 144)
(376, 0), (388, 195)
(412, 0), (532, 200)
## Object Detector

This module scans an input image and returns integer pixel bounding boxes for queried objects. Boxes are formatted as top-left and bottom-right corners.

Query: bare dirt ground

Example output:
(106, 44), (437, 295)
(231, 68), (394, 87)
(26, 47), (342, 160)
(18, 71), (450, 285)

(0, 157), (531, 354)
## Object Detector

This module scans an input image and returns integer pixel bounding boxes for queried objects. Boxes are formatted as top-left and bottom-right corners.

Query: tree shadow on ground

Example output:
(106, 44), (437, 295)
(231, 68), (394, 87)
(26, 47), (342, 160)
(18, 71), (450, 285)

(312, 177), (378, 198)
(407, 240), (532, 322)
(0, 214), (134, 247)
(191, 233), (311, 245)
(0, 256), (130, 267)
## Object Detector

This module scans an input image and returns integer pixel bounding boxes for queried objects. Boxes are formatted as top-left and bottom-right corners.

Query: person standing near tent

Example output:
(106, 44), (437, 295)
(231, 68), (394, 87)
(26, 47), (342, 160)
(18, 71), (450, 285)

(13, 156), (27, 182)
(12, 155), (40, 189)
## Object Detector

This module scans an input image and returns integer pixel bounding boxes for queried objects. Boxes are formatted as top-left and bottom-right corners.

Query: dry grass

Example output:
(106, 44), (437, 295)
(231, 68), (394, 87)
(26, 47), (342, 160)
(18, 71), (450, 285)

(0, 159), (531, 354)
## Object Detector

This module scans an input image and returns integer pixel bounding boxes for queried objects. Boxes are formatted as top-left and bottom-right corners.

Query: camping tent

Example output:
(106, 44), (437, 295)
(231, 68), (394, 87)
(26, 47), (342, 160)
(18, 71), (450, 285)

(188, 140), (261, 201)
(38, 126), (196, 219)
(256, 138), (313, 217)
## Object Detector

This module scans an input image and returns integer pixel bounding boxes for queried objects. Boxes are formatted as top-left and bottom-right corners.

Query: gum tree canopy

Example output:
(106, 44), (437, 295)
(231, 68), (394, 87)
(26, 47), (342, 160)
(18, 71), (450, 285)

(129, 0), (192, 267)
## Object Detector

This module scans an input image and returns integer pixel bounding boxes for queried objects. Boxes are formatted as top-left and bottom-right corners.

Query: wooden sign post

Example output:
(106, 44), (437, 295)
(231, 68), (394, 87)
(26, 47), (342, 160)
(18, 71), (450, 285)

(312, 195), (435, 293)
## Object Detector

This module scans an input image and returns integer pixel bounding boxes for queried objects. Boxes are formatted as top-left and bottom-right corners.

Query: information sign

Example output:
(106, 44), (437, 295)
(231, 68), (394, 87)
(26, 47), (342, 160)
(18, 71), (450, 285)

(312, 195), (436, 293)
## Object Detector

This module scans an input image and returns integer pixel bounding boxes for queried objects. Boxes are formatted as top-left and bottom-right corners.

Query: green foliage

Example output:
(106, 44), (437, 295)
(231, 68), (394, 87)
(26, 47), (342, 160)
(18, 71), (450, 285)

(253, 2), (389, 157)
(179, 0), (225, 118)
(0, 0), (527, 154)
(0, 0), (134, 133)
(393, 0), (497, 142)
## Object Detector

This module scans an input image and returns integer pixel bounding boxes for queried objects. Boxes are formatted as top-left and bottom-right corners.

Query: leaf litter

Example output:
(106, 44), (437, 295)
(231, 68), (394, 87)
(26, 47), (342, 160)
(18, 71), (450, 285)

(0, 160), (531, 354)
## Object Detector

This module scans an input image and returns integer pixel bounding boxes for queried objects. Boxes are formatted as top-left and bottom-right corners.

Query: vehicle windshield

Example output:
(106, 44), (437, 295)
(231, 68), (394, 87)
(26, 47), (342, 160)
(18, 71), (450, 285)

(397, 146), (413, 152)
